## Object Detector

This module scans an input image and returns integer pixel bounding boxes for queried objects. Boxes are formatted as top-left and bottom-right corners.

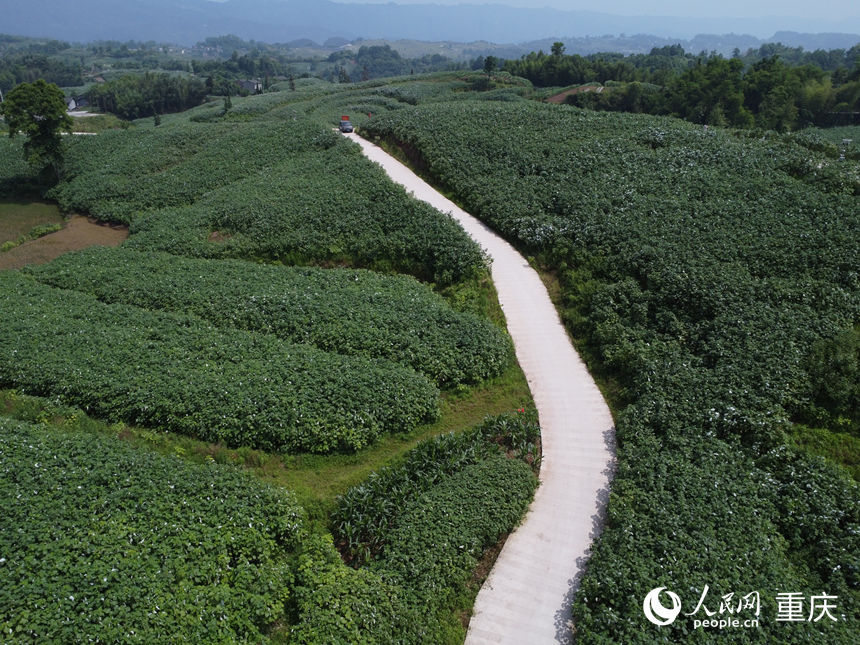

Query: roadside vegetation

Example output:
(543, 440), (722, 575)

(363, 98), (859, 642)
(49, 116), (483, 284)
(0, 393), (536, 644)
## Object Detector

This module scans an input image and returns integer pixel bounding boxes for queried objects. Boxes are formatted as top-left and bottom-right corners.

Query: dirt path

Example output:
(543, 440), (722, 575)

(546, 84), (603, 104)
(345, 133), (615, 644)
(0, 215), (128, 271)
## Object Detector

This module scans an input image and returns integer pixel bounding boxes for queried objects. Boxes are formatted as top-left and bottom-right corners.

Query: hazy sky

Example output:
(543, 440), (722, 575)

(332, 0), (859, 20)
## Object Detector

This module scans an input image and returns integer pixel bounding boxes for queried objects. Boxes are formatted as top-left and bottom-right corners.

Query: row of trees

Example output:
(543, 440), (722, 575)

(328, 45), (460, 80)
(192, 49), (286, 78)
(84, 73), (208, 119)
(570, 55), (859, 129)
(0, 54), (82, 93)
(506, 42), (860, 88)
(507, 43), (860, 130)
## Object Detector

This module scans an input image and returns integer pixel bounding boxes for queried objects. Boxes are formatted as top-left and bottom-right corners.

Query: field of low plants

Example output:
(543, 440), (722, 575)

(7, 69), (856, 641)
(0, 408), (538, 644)
(0, 271), (441, 453)
(49, 108), (484, 285)
(363, 100), (860, 641)
(26, 247), (512, 387)
(0, 416), (306, 643)
(0, 74), (539, 642)
(292, 411), (540, 644)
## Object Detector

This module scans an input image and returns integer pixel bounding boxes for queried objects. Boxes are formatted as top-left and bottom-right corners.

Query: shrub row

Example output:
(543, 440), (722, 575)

(372, 455), (537, 610)
(293, 415), (539, 643)
(0, 273), (439, 453)
(28, 247), (512, 387)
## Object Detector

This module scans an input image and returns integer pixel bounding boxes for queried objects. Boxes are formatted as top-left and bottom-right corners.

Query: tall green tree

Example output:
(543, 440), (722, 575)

(667, 57), (753, 127)
(483, 55), (498, 77)
(1, 79), (72, 184)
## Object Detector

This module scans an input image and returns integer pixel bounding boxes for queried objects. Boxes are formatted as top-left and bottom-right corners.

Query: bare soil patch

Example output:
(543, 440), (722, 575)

(0, 215), (128, 271)
(0, 200), (64, 243)
(207, 230), (232, 243)
(545, 84), (603, 104)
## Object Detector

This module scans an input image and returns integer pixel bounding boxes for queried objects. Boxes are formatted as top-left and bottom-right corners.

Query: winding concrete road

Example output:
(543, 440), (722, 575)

(345, 133), (616, 645)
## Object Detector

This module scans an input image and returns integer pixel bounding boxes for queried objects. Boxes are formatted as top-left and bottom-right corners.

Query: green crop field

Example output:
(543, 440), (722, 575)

(27, 248), (512, 387)
(0, 74), (539, 643)
(0, 417), (306, 643)
(0, 272), (442, 454)
(2, 70), (858, 642)
(49, 111), (483, 284)
(363, 98), (860, 642)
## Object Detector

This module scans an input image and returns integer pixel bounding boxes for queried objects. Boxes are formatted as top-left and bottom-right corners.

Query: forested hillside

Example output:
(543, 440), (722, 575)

(508, 42), (860, 130)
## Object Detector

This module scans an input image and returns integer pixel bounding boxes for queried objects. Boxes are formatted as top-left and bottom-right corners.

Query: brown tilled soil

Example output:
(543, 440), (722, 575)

(0, 215), (128, 271)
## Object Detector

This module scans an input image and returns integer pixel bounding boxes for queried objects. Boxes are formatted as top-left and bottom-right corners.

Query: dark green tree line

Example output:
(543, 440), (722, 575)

(507, 43), (860, 130)
(0, 54), (82, 93)
(85, 73), (208, 119)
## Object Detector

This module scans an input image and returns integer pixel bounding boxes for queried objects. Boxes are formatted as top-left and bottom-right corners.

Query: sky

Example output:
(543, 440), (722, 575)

(331, 0), (859, 21)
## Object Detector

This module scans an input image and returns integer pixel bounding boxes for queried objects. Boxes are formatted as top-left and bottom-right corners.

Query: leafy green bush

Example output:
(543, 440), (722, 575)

(290, 533), (423, 645)
(28, 247), (512, 387)
(0, 417), (304, 643)
(373, 455), (537, 611)
(0, 273), (438, 453)
(789, 424), (860, 480)
(799, 327), (860, 434)
(759, 446), (860, 589)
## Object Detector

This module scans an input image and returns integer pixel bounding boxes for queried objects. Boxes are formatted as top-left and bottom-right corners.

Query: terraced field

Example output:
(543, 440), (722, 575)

(0, 76), (538, 643)
(2, 71), (857, 642)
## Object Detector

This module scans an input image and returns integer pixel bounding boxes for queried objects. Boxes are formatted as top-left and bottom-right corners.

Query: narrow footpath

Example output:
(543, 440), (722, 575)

(346, 133), (616, 644)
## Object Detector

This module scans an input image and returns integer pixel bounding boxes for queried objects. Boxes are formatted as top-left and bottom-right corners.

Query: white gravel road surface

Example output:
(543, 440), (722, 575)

(346, 132), (616, 645)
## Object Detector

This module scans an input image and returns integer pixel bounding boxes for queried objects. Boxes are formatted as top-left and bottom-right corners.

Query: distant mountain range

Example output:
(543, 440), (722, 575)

(5, 0), (859, 53)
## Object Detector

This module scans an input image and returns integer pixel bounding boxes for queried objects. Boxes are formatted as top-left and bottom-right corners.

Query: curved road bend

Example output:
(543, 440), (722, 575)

(345, 133), (616, 645)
